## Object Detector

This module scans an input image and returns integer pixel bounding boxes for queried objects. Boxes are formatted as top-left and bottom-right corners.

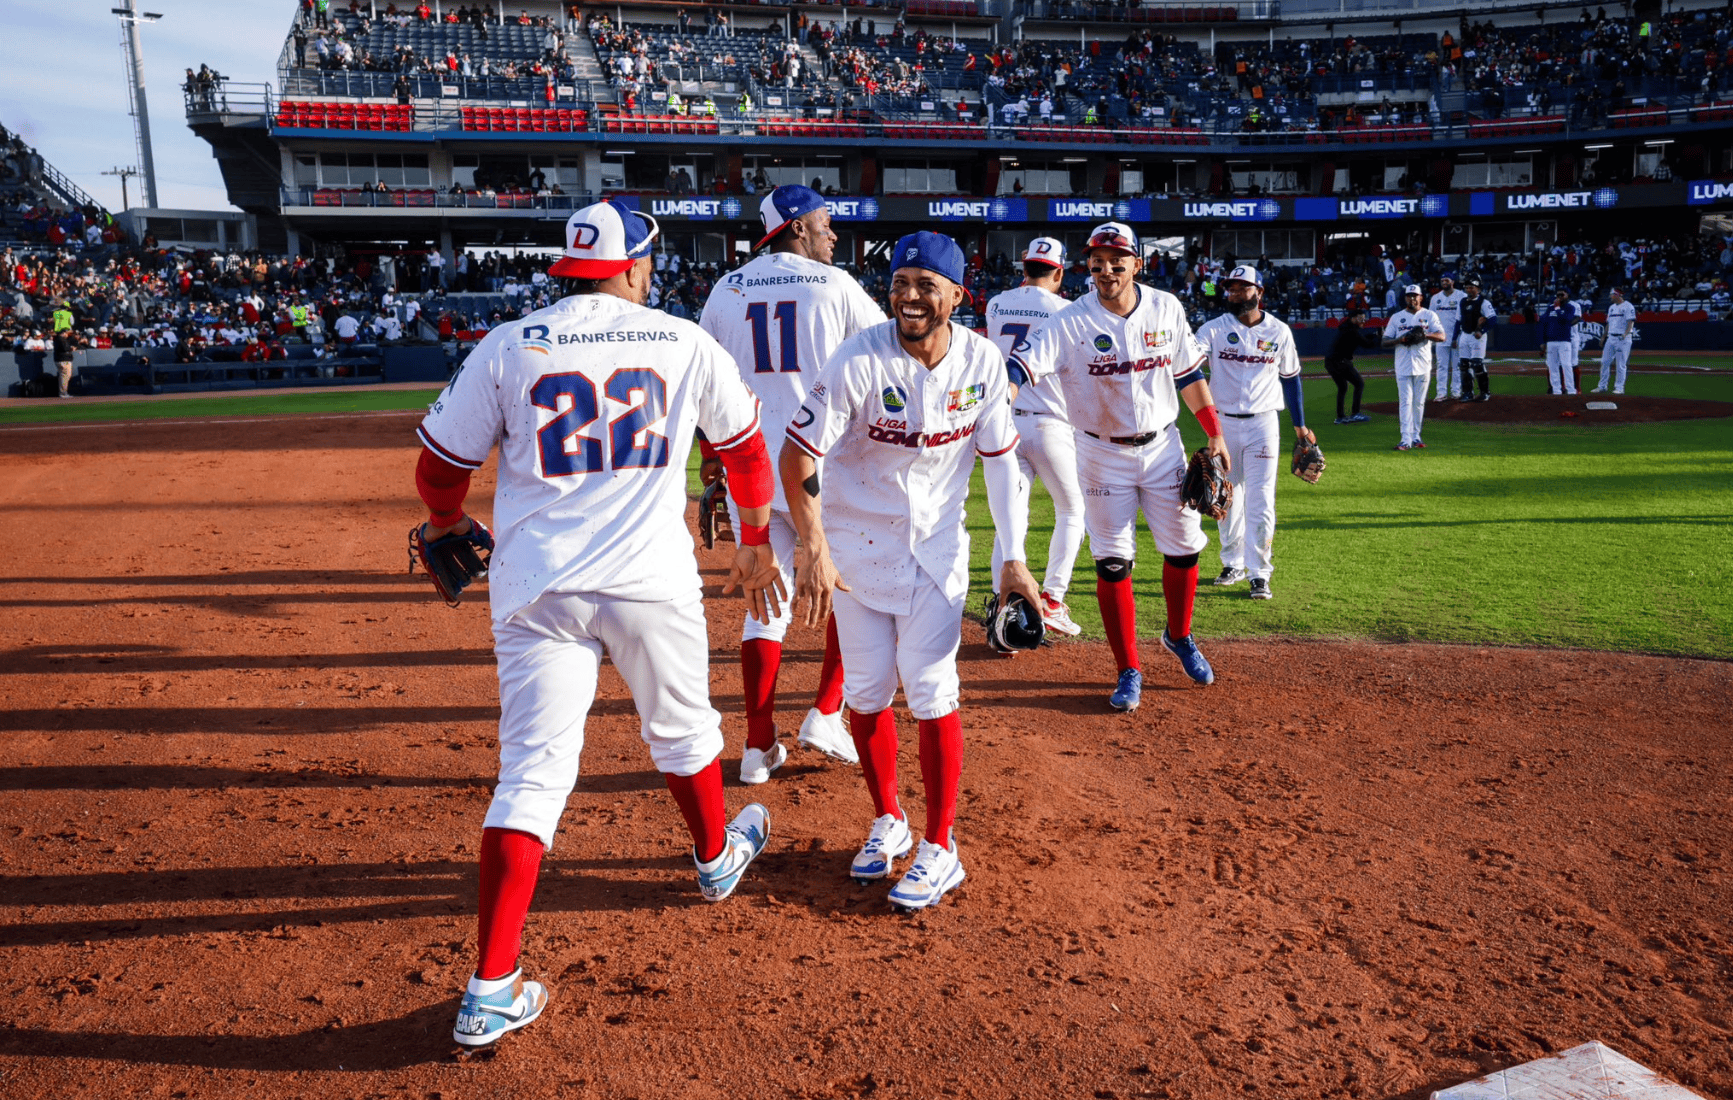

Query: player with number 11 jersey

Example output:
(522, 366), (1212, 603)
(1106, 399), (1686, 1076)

(699, 185), (886, 783)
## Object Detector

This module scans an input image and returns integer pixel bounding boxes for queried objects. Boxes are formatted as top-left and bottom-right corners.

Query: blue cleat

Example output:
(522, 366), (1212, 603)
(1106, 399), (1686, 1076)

(1161, 630), (1215, 686)
(1109, 668), (1143, 712)
(695, 803), (770, 902)
(452, 969), (549, 1048)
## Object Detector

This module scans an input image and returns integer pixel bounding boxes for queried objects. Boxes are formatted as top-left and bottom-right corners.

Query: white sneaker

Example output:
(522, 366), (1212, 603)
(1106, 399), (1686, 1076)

(1040, 592), (1082, 637)
(738, 740), (786, 785)
(850, 812), (913, 881)
(887, 837), (966, 910)
(1590, 386), (1606, 393)
(797, 707), (858, 764)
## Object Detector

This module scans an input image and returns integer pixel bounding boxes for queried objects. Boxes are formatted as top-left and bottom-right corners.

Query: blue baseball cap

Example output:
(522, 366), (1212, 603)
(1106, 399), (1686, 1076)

(891, 230), (965, 287)
(757, 184), (828, 249)
(550, 199), (659, 279)
(1223, 264), (1263, 287)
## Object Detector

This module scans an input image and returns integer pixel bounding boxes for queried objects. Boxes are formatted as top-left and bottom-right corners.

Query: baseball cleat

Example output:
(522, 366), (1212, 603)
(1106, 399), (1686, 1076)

(797, 707), (858, 764)
(1161, 630), (1215, 686)
(738, 741), (787, 785)
(1248, 578), (1272, 600)
(1349, 413), (1370, 422)
(1108, 667), (1143, 712)
(1333, 417), (1350, 425)
(1212, 566), (1246, 586)
(1394, 443), (1412, 451)
(888, 837), (965, 911)
(1040, 592), (1082, 637)
(452, 969), (549, 1048)
(695, 803), (770, 902)
(851, 812), (913, 882)
(1413, 439), (1427, 449)
(1589, 386), (1605, 393)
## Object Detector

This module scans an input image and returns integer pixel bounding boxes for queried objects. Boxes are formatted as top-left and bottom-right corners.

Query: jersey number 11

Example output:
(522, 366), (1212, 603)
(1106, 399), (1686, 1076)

(745, 300), (800, 373)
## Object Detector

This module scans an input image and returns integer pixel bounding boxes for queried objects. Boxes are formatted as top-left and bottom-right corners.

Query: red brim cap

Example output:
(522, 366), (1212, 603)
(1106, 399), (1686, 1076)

(753, 222), (792, 251)
(1023, 257), (1063, 268)
(549, 255), (635, 279)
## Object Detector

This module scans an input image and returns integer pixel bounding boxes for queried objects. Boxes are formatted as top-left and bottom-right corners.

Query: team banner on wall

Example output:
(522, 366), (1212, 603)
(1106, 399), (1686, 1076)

(1687, 179), (1733, 205)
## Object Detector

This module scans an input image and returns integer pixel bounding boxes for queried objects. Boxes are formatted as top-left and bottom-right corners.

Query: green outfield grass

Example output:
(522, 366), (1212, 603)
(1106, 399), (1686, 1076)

(967, 370), (1733, 659)
(0, 387), (442, 424)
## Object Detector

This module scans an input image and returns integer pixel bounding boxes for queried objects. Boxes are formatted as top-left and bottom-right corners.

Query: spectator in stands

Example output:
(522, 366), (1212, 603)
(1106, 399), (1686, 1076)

(51, 325), (76, 398)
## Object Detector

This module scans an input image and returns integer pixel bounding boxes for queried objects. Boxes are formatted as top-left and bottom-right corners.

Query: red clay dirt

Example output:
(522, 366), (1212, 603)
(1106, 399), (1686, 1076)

(1363, 394), (1733, 424)
(1, 411), (1729, 1100)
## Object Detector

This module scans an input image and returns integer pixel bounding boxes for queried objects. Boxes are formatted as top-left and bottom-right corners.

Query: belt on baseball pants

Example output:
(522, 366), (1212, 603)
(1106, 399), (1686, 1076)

(1222, 412), (1256, 419)
(1082, 423), (1172, 446)
(1013, 409), (1048, 416)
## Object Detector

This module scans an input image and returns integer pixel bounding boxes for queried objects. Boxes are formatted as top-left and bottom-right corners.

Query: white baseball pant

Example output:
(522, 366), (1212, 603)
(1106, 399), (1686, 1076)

(831, 579), (962, 720)
(1457, 332), (1488, 361)
(484, 588), (724, 849)
(1217, 411), (1280, 581)
(1599, 335), (1631, 392)
(725, 503), (800, 644)
(991, 411), (1087, 602)
(1433, 345), (1461, 398)
(1545, 342), (1577, 394)
(1396, 371), (1429, 446)
(1074, 425), (1208, 560)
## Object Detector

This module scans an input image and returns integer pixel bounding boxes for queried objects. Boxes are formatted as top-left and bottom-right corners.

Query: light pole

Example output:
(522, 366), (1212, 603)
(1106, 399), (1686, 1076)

(112, 0), (164, 209)
(102, 166), (140, 210)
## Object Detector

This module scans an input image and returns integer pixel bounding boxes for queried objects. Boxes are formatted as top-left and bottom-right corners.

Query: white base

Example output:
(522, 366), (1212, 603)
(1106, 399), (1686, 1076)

(1432, 1040), (1702, 1099)
(1585, 401), (1620, 411)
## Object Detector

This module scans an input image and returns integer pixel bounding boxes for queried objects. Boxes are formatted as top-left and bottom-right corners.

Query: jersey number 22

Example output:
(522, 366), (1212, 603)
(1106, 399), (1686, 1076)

(533, 369), (668, 477)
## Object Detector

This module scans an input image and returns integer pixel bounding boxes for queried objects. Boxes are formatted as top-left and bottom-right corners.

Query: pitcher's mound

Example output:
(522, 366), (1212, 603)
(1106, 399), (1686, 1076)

(1364, 394), (1733, 424)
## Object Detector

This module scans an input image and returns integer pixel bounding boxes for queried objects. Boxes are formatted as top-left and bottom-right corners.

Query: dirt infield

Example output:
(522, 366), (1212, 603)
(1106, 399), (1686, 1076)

(1364, 393), (1733, 424)
(2, 412), (1729, 1100)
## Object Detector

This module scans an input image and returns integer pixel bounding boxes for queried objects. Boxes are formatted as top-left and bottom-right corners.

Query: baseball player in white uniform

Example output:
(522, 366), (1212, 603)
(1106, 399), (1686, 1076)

(1196, 265), (1312, 601)
(1455, 276), (1497, 402)
(985, 236), (1084, 637)
(1429, 276), (1467, 401)
(1011, 222), (1229, 713)
(414, 200), (782, 1048)
(1571, 291), (1595, 393)
(1539, 289), (1581, 395)
(1594, 287), (1637, 394)
(698, 185), (885, 782)
(1381, 285), (1448, 451)
(781, 231), (1042, 911)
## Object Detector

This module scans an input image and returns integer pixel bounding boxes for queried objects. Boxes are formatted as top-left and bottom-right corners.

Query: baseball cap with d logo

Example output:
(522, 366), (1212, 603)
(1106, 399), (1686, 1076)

(1022, 237), (1065, 268)
(1085, 221), (1140, 256)
(549, 199), (659, 279)
(1223, 264), (1262, 287)
(756, 184), (828, 249)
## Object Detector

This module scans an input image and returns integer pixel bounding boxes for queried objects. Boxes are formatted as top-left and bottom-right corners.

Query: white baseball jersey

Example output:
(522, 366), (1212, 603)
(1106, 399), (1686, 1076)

(1605, 300), (1636, 336)
(985, 284), (1069, 417)
(699, 252), (885, 512)
(786, 321), (1018, 615)
(1429, 289), (1466, 337)
(418, 293), (762, 624)
(1382, 308), (1446, 376)
(1193, 311), (1300, 415)
(1016, 284), (1205, 439)
(1572, 299), (1594, 349)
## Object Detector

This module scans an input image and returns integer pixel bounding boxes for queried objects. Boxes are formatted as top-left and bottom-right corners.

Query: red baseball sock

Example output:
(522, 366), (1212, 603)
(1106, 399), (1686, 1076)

(813, 614), (845, 715)
(476, 827), (545, 981)
(664, 758), (727, 863)
(1162, 560), (1198, 640)
(848, 708), (902, 820)
(1096, 576), (1140, 672)
(917, 711), (963, 847)
(740, 639), (781, 751)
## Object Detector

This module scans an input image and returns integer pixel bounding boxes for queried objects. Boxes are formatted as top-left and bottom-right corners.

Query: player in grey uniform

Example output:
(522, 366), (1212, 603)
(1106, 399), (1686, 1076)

(1593, 287), (1638, 394)
(1429, 276), (1467, 401)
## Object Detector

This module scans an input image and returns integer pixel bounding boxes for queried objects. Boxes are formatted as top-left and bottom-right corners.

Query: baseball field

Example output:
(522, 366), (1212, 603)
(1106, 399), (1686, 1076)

(1, 353), (1728, 1099)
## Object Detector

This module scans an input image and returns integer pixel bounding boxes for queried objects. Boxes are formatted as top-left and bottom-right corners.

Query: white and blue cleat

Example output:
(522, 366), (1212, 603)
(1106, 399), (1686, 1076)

(887, 837), (966, 912)
(1109, 667), (1143, 711)
(850, 812), (914, 883)
(452, 969), (549, 1049)
(695, 803), (770, 902)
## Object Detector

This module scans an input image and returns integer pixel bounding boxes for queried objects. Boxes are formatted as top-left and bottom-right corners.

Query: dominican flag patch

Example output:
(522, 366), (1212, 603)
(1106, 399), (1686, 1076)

(947, 383), (985, 412)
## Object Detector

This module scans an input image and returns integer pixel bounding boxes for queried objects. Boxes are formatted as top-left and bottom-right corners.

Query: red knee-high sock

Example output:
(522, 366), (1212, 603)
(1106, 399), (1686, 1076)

(917, 711), (963, 847)
(740, 639), (782, 751)
(848, 708), (902, 819)
(1096, 576), (1140, 672)
(476, 827), (545, 981)
(813, 614), (845, 715)
(664, 758), (727, 863)
(1162, 560), (1199, 640)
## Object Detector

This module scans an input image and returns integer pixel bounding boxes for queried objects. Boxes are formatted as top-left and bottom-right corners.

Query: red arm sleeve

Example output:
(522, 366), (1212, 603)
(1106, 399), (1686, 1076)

(714, 430), (773, 546)
(416, 446), (472, 527)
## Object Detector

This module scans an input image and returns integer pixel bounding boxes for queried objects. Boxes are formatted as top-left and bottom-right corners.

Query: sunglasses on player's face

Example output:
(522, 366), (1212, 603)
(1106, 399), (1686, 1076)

(1086, 230), (1134, 252)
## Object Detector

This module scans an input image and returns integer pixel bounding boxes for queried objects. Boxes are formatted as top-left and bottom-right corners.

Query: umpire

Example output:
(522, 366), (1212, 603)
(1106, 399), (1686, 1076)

(1325, 307), (1375, 424)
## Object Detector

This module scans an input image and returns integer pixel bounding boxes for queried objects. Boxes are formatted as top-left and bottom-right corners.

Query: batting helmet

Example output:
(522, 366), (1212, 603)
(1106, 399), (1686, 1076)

(984, 593), (1045, 653)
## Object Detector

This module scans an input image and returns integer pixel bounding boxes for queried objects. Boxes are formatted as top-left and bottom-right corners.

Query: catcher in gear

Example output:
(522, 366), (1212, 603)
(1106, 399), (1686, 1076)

(409, 517), (495, 606)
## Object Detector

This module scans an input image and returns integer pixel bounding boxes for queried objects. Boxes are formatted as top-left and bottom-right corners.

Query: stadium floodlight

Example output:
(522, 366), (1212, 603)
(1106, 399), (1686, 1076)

(1584, 143), (1614, 150)
(111, 0), (163, 209)
(1643, 139), (1674, 146)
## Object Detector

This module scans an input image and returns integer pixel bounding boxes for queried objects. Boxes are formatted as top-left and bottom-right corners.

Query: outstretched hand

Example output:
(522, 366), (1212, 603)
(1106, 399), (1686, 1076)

(723, 542), (786, 624)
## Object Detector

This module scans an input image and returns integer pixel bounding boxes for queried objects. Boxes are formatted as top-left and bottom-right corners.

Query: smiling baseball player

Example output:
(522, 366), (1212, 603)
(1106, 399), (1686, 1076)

(413, 200), (783, 1048)
(1382, 285), (1448, 451)
(698, 184), (886, 783)
(1196, 265), (1312, 601)
(1010, 222), (1228, 712)
(780, 230), (1041, 910)
(985, 236), (1084, 637)
(1429, 276), (1467, 401)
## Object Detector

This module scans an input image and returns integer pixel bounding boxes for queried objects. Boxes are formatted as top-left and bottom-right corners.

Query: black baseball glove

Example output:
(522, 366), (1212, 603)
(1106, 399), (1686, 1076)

(1291, 432), (1326, 485)
(1401, 326), (1427, 346)
(698, 476), (734, 549)
(1181, 447), (1233, 521)
(408, 518), (494, 607)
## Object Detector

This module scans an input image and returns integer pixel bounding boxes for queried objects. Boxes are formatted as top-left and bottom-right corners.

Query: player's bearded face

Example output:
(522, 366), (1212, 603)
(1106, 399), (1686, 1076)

(1224, 280), (1260, 317)
(1088, 251), (1140, 301)
(890, 269), (961, 342)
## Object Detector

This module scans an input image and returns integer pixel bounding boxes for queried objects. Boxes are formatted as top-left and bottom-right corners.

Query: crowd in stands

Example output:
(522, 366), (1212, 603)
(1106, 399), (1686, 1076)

(290, 0), (579, 91)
